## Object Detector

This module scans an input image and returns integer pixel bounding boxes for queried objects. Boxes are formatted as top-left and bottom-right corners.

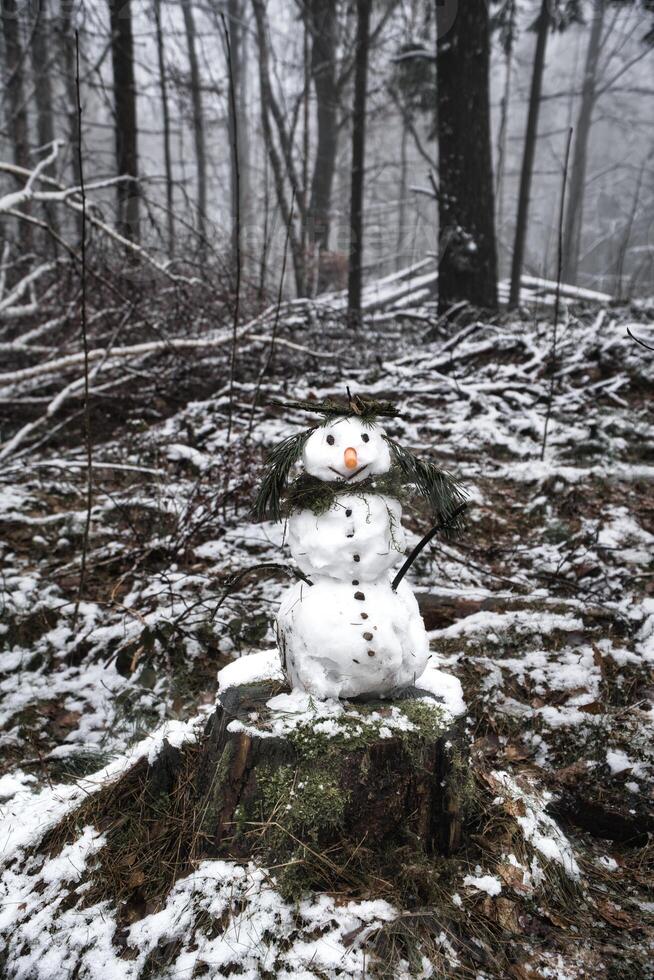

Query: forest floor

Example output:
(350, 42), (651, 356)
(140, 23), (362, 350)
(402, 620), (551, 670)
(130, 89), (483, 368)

(1, 285), (653, 979)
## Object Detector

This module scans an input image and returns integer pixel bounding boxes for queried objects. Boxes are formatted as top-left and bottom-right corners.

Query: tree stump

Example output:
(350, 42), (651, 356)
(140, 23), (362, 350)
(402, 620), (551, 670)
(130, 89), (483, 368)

(195, 679), (469, 895)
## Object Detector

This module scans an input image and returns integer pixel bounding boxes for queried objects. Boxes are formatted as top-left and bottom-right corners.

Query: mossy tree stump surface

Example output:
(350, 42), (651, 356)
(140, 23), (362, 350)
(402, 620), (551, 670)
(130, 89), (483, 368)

(195, 681), (468, 894)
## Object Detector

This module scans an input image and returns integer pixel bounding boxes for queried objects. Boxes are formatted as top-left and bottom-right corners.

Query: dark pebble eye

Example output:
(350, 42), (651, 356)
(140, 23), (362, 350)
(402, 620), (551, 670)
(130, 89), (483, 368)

(361, 433), (370, 443)
(326, 434), (335, 445)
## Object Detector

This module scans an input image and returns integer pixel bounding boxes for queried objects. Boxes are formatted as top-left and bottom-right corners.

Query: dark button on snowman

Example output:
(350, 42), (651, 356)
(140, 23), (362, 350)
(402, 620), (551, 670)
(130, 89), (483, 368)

(254, 394), (467, 700)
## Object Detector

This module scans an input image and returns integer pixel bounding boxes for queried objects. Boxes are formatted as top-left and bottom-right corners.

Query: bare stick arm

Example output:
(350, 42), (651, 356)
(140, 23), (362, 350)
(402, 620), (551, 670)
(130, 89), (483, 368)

(391, 503), (468, 592)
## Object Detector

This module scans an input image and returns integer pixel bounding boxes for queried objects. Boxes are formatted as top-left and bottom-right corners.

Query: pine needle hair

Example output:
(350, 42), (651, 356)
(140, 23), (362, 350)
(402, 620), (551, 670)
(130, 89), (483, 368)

(253, 394), (469, 533)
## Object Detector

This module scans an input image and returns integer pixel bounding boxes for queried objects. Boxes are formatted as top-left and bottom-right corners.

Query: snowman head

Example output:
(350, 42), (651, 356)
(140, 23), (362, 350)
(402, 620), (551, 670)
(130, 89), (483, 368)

(302, 417), (391, 483)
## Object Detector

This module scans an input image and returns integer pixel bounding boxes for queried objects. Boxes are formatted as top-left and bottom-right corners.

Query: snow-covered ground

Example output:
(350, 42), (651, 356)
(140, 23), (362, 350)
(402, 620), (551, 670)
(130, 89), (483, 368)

(1, 295), (653, 977)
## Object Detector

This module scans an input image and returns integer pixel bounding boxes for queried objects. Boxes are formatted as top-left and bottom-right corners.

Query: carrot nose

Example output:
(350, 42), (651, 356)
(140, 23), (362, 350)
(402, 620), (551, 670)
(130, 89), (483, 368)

(344, 447), (358, 470)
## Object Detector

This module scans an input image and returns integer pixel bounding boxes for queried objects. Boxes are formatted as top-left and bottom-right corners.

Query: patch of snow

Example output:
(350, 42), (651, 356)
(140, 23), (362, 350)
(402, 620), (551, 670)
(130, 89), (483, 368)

(0, 770), (36, 802)
(463, 874), (502, 896)
(0, 712), (207, 864)
(218, 649), (285, 692)
(606, 749), (647, 777)
(166, 442), (213, 471)
(492, 771), (580, 877)
(417, 661), (466, 717)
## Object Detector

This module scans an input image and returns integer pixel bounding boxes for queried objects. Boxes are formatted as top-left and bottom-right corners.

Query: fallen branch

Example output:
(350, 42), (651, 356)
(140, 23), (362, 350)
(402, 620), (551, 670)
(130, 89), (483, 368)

(0, 156), (200, 287)
(0, 322), (337, 387)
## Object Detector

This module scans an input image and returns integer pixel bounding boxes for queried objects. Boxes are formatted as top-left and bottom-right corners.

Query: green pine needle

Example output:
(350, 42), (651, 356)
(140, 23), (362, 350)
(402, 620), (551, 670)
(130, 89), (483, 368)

(252, 428), (315, 522)
(270, 395), (400, 422)
(384, 437), (468, 538)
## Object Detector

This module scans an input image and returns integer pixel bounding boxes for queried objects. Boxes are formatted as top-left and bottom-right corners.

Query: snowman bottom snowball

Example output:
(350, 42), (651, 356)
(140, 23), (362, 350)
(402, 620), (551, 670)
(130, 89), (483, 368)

(276, 576), (430, 700)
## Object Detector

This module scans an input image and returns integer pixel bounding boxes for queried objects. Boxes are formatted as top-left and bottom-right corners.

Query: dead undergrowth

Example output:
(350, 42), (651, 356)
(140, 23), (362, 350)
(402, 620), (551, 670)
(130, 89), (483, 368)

(1, 298), (653, 977)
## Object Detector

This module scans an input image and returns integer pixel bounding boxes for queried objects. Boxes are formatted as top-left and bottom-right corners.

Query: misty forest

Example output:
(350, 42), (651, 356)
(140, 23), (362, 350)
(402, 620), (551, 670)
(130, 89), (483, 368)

(0, 0), (653, 976)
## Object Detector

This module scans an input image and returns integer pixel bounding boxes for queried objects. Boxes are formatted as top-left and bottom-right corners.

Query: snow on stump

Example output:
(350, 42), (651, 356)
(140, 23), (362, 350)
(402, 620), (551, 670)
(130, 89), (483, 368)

(194, 651), (469, 895)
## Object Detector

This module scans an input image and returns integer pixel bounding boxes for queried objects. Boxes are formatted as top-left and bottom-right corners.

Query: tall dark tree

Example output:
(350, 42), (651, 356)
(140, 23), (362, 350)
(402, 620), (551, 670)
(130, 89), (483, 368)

(58, 5), (81, 198)
(508, 0), (551, 306)
(252, 0), (306, 296)
(347, 0), (372, 323)
(30, 1), (55, 163)
(226, 0), (250, 270)
(181, 0), (208, 254)
(30, 0), (59, 243)
(494, 0), (517, 241)
(561, 0), (605, 284)
(307, 0), (338, 253)
(108, 0), (140, 242)
(436, 0), (498, 313)
(2, 0), (31, 251)
(153, 0), (175, 256)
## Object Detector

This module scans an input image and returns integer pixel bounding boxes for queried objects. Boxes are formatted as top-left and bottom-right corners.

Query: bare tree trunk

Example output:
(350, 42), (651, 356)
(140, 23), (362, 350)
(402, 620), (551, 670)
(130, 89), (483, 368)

(108, 0), (140, 243)
(307, 0), (338, 256)
(436, 0), (498, 313)
(508, 0), (550, 308)
(396, 119), (408, 272)
(495, 0), (516, 263)
(251, 0), (305, 296)
(614, 158), (645, 300)
(226, 0), (250, 274)
(181, 0), (207, 256)
(30, 1), (55, 161)
(561, 0), (605, 285)
(28, 0), (59, 247)
(58, 7), (81, 193)
(347, 0), (371, 324)
(2, 0), (31, 252)
(154, 0), (175, 257)
(301, 16), (310, 264)
(55, 8), (83, 243)
(258, 150), (270, 300)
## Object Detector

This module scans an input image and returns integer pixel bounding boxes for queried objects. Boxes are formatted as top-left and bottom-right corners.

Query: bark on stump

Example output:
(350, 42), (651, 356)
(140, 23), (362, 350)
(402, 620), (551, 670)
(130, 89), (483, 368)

(195, 681), (467, 890)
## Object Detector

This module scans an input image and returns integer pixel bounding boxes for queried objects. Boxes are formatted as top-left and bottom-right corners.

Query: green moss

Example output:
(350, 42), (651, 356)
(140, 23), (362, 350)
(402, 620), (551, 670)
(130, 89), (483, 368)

(237, 699), (455, 899)
(399, 700), (447, 741)
(447, 741), (477, 819)
(246, 758), (350, 898)
(285, 699), (447, 761)
(256, 762), (347, 839)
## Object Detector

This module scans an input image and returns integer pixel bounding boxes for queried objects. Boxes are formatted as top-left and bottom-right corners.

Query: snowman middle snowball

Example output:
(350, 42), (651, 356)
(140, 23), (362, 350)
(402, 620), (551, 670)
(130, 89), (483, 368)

(276, 417), (429, 699)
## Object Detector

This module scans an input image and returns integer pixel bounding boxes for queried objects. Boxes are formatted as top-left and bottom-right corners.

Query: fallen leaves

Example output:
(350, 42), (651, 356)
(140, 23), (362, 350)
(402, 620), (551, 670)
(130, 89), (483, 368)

(497, 862), (532, 895)
(595, 898), (638, 930)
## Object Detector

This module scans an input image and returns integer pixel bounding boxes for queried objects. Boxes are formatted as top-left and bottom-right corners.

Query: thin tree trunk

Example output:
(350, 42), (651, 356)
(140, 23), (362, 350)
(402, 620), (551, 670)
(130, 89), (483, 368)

(495, 0), (516, 263)
(154, 0), (175, 257)
(30, 0), (59, 245)
(508, 0), (550, 308)
(30, 1), (55, 161)
(301, 16), (310, 264)
(614, 158), (645, 300)
(251, 0), (305, 296)
(58, 6), (82, 208)
(181, 0), (208, 255)
(561, 0), (605, 285)
(108, 0), (140, 243)
(227, 0), (250, 275)
(347, 0), (372, 324)
(308, 0), (338, 255)
(396, 120), (408, 272)
(259, 150), (270, 300)
(2, 0), (31, 252)
(436, 0), (498, 313)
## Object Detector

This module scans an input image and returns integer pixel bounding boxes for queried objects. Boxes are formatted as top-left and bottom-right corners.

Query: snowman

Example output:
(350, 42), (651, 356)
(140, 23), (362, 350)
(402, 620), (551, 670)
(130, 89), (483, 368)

(254, 395), (466, 700)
